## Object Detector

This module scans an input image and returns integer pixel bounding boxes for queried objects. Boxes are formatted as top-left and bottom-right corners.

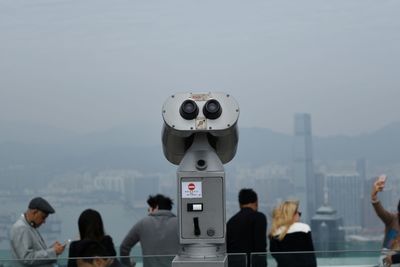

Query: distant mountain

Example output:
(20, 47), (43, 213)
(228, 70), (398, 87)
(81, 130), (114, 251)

(234, 127), (292, 166)
(314, 121), (400, 163)
(237, 122), (400, 164)
(0, 120), (161, 146)
(0, 121), (171, 189)
(1, 120), (400, 190)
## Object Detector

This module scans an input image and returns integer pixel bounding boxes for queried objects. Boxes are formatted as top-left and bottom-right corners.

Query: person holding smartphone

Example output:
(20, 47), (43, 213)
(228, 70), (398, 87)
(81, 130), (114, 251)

(10, 197), (66, 267)
(371, 174), (400, 267)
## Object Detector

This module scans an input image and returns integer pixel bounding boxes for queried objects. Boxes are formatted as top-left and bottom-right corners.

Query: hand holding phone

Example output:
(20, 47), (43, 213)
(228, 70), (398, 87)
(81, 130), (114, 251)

(374, 174), (387, 192)
(378, 174), (387, 183)
(53, 241), (66, 255)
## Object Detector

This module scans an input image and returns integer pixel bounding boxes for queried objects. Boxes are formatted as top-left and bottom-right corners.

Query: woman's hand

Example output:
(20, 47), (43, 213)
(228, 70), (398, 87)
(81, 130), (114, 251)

(383, 254), (393, 267)
(371, 174), (387, 202)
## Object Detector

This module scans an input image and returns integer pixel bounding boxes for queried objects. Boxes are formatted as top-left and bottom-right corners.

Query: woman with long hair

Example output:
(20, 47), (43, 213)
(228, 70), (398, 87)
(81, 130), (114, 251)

(269, 200), (317, 267)
(68, 209), (120, 267)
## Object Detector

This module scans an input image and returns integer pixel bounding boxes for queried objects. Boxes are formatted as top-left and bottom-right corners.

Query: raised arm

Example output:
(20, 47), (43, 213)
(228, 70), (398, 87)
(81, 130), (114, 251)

(371, 174), (394, 225)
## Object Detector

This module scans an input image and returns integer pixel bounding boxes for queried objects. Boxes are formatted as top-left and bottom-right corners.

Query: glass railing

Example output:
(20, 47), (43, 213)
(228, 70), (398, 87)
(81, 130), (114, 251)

(119, 255), (176, 267)
(0, 250), (389, 267)
(252, 250), (382, 267)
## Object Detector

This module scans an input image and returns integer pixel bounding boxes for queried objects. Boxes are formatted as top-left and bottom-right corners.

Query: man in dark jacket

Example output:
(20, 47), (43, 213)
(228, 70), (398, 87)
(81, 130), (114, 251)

(227, 188), (267, 267)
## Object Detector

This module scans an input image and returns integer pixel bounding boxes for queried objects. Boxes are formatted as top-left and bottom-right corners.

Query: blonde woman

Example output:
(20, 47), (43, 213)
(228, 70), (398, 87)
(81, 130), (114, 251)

(269, 200), (316, 267)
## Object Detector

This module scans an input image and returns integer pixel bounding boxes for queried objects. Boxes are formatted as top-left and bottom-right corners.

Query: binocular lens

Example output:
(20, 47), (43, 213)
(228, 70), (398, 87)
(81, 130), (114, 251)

(203, 99), (222, 119)
(180, 100), (199, 120)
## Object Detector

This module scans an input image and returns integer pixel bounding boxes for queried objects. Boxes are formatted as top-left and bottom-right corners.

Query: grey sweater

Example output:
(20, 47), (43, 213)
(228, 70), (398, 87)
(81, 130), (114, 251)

(120, 210), (179, 267)
(10, 214), (57, 267)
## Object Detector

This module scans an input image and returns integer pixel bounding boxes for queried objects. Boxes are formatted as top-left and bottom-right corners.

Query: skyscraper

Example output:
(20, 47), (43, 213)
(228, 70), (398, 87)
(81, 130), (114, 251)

(292, 113), (316, 222)
(326, 173), (363, 227)
(311, 203), (345, 252)
(311, 177), (345, 252)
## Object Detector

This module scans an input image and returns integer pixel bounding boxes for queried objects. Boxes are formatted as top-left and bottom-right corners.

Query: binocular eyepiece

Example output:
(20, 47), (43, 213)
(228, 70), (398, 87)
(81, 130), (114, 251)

(179, 99), (222, 121)
(162, 92), (239, 165)
(179, 100), (199, 120)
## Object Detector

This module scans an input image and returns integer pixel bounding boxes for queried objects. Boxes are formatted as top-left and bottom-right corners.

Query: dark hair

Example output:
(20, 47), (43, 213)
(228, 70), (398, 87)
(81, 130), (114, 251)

(77, 240), (108, 263)
(147, 194), (173, 210)
(238, 188), (258, 205)
(78, 209), (105, 241)
(398, 200), (400, 226)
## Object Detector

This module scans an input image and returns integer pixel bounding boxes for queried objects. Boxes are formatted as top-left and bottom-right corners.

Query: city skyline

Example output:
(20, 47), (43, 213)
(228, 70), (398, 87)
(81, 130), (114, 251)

(1, 0), (399, 264)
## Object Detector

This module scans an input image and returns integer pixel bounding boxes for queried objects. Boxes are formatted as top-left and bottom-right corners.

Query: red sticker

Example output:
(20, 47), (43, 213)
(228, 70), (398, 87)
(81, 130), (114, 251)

(188, 183), (196, 191)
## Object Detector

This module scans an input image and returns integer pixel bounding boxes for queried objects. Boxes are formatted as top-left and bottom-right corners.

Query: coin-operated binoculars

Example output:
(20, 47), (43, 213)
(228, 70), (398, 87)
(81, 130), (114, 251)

(162, 92), (239, 267)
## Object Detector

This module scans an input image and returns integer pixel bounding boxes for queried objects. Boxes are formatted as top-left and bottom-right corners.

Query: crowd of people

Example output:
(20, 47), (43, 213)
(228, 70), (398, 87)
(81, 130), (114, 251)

(9, 195), (178, 267)
(8, 174), (400, 267)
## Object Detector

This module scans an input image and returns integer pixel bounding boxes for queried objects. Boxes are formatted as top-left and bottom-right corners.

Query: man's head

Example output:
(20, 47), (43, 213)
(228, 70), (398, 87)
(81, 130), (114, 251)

(26, 197), (55, 228)
(76, 240), (113, 267)
(147, 194), (173, 212)
(238, 188), (258, 211)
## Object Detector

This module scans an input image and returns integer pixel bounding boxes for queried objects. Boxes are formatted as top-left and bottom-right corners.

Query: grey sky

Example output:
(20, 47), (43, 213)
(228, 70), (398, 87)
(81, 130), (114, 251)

(0, 0), (399, 136)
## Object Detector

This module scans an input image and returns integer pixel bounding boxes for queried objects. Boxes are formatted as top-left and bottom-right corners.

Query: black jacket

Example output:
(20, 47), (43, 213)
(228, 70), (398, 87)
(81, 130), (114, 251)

(270, 222), (317, 267)
(227, 207), (267, 267)
(391, 253), (400, 264)
(68, 235), (121, 267)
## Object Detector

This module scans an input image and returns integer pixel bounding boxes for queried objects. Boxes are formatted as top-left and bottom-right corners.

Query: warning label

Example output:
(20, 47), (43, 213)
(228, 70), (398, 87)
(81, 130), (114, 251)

(182, 181), (202, 198)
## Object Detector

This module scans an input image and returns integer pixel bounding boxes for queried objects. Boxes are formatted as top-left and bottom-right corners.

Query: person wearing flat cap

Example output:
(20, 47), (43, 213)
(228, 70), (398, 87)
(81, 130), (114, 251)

(10, 197), (65, 267)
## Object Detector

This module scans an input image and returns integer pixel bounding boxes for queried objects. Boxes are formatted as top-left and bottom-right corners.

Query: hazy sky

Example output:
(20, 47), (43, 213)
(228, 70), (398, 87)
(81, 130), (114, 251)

(1, 0), (399, 136)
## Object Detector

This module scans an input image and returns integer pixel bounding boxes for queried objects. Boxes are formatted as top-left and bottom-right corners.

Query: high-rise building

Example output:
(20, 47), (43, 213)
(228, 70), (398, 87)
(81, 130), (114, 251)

(326, 173), (363, 228)
(311, 182), (345, 252)
(311, 204), (345, 252)
(356, 158), (367, 200)
(356, 158), (367, 181)
(314, 172), (326, 210)
(292, 113), (316, 222)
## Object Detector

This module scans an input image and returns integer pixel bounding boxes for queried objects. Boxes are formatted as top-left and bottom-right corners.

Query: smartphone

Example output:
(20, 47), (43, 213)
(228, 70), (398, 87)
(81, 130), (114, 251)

(378, 174), (388, 183)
